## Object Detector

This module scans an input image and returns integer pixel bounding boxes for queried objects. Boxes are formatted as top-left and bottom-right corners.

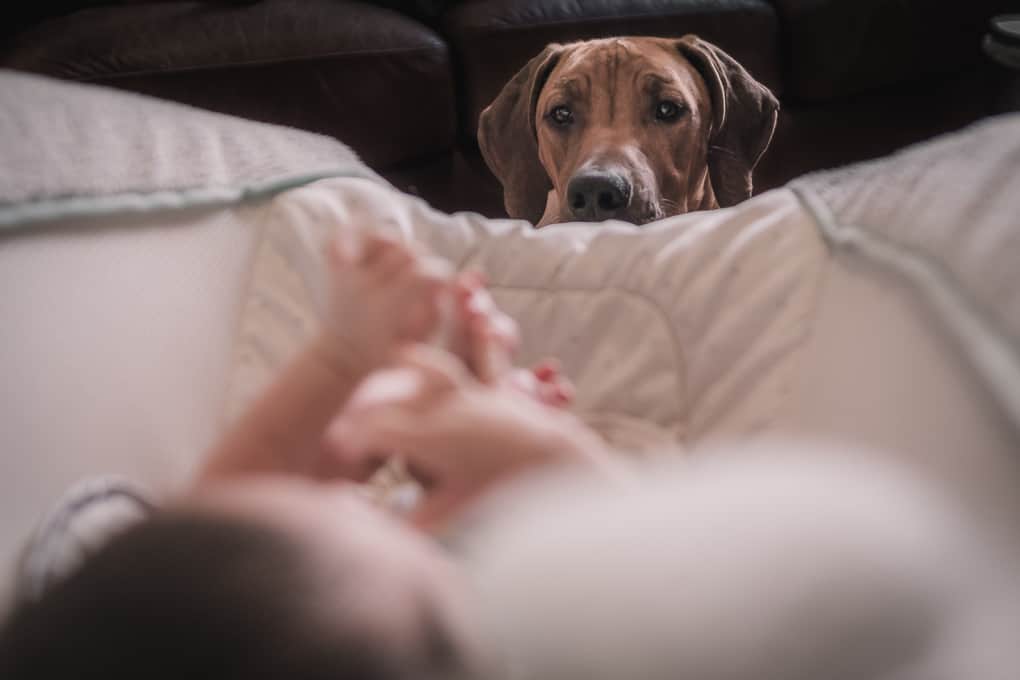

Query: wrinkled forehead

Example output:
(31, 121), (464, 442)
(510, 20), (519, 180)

(543, 38), (701, 101)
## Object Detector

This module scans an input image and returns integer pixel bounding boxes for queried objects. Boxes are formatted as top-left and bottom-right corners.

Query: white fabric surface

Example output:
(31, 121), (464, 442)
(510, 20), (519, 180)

(776, 256), (1020, 520)
(226, 179), (827, 455)
(0, 70), (376, 217)
(792, 114), (1020, 344)
(0, 206), (266, 609)
(780, 114), (1020, 526)
(465, 446), (1020, 680)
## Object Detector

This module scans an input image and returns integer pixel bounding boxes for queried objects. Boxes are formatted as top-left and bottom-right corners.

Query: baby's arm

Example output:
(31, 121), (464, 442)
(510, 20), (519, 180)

(195, 233), (449, 485)
(195, 335), (366, 483)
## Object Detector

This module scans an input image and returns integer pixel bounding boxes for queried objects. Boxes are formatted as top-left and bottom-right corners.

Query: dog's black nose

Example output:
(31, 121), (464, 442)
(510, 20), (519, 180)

(567, 171), (632, 222)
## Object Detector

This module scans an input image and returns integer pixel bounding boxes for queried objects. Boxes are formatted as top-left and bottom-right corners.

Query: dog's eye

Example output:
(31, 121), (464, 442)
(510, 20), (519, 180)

(654, 100), (685, 122)
(549, 105), (574, 126)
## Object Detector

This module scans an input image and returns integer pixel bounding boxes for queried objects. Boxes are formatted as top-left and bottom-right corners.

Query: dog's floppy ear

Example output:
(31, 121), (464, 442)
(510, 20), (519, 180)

(478, 44), (565, 224)
(677, 35), (779, 207)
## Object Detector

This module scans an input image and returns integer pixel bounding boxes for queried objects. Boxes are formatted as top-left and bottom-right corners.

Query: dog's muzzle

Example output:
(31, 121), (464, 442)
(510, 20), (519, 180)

(567, 170), (633, 222)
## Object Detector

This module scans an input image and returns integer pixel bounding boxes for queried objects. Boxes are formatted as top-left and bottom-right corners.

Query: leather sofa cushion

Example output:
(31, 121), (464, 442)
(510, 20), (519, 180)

(443, 0), (781, 142)
(770, 0), (1015, 101)
(0, 0), (456, 170)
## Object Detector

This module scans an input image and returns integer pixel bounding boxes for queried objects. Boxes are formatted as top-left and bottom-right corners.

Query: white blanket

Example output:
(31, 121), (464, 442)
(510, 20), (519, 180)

(3, 71), (1019, 620)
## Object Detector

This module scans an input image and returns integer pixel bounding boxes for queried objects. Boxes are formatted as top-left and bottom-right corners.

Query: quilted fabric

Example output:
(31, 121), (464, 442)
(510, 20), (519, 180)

(0, 70), (378, 227)
(225, 178), (827, 452)
(793, 115), (1020, 352)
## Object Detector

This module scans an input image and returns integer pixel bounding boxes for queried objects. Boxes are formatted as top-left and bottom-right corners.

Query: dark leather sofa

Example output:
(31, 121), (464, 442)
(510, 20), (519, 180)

(3, 0), (1016, 219)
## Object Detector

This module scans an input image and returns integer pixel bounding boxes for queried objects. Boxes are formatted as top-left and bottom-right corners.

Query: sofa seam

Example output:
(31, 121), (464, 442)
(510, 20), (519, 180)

(791, 184), (1020, 439)
(446, 6), (778, 35)
(0, 168), (382, 230)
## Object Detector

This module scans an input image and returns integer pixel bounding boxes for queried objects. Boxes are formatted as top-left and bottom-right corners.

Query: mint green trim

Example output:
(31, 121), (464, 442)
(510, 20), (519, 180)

(0, 167), (382, 230)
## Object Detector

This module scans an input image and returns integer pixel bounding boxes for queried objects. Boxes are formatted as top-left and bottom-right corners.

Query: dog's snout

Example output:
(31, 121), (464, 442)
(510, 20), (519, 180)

(567, 171), (632, 222)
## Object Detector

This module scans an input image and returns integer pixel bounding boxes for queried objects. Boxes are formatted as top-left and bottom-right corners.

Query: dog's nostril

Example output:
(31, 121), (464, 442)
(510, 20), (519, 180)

(567, 172), (631, 220)
(598, 190), (622, 211)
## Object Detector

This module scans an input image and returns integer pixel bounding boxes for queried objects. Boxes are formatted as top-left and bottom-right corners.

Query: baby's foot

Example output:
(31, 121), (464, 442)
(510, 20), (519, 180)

(509, 359), (575, 409)
(454, 272), (573, 408)
(320, 232), (450, 375)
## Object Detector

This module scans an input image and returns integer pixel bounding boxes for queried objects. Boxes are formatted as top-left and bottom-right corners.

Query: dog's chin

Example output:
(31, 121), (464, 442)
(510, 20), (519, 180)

(636, 205), (669, 225)
(554, 204), (673, 227)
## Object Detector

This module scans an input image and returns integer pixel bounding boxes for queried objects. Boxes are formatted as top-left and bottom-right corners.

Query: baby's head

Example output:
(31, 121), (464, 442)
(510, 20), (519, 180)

(0, 478), (483, 680)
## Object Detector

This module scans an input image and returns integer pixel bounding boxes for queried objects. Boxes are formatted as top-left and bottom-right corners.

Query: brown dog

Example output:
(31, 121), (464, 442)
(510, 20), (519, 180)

(479, 36), (779, 226)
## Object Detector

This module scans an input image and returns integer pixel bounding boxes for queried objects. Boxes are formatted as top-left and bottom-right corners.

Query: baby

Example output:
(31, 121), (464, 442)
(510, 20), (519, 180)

(0, 230), (618, 680)
(2, 230), (989, 680)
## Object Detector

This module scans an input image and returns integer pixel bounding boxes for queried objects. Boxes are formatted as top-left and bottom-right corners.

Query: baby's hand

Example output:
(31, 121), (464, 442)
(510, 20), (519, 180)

(325, 345), (605, 531)
(317, 232), (451, 377)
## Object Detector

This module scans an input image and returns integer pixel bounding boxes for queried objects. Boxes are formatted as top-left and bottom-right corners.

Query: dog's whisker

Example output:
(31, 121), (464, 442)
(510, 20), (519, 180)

(709, 145), (738, 159)
(658, 198), (682, 216)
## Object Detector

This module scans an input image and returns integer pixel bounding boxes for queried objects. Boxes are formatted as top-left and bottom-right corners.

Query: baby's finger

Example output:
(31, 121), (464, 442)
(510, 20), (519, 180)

(467, 316), (501, 384)
(360, 232), (401, 265)
(418, 254), (454, 282)
(401, 295), (442, 343)
(396, 344), (473, 393)
(467, 287), (518, 351)
(532, 358), (561, 382)
(451, 277), (478, 322)
(409, 485), (475, 534)
(456, 269), (486, 291)
(394, 261), (451, 316)
(327, 234), (357, 270)
(410, 290), (452, 341)
(538, 379), (574, 407)
(318, 423), (390, 483)
(373, 241), (416, 280)
(337, 406), (459, 491)
(326, 409), (418, 470)
(489, 311), (520, 353)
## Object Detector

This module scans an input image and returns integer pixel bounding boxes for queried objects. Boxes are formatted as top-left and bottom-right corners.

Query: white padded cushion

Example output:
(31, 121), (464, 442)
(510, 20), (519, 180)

(0, 207), (266, 607)
(0, 69), (378, 223)
(0, 69), (378, 609)
(225, 179), (827, 454)
(780, 115), (1020, 516)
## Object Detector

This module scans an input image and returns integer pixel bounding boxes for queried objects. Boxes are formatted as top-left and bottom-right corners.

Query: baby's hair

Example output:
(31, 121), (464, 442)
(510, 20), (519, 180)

(0, 511), (474, 680)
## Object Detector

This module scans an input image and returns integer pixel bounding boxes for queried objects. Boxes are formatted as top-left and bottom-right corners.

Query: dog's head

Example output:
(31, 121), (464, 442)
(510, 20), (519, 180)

(478, 36), (779, 226)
